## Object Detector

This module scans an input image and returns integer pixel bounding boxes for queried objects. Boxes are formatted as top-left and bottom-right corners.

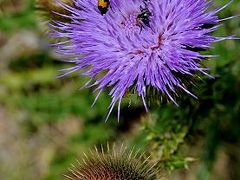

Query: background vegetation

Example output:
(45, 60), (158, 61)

(0, 0), (239, 179)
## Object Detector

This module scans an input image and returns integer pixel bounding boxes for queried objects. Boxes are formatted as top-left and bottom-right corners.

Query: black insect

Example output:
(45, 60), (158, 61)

(136, 5), (152, 31)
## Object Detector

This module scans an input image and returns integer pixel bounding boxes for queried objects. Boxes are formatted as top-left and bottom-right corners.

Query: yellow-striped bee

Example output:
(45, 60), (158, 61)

(98, 0), (110, 15)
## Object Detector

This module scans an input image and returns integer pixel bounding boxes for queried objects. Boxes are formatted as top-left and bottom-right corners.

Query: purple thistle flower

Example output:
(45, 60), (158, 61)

(50, 0), (236, 120)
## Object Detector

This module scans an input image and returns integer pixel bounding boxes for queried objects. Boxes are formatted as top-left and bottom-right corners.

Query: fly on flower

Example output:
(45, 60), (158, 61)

(98, 0), (110, 15)
(50, 0), (238, 120)
(136, 4), (152, 30)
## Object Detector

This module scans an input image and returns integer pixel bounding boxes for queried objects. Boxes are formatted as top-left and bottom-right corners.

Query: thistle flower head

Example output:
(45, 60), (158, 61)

(50, 0), (235, 119)
(65, 145), (158, 179)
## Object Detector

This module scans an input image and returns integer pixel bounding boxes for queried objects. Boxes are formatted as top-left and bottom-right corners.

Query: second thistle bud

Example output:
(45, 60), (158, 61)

(65, 145), (159, 179)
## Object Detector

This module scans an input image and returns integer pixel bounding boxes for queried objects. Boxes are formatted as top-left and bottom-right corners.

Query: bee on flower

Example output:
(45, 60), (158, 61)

(98, 0), (110, 15)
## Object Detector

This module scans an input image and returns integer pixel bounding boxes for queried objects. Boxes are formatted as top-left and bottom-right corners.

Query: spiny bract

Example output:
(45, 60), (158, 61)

(50, 0), (235, 119)
(65, 145), (158, 179)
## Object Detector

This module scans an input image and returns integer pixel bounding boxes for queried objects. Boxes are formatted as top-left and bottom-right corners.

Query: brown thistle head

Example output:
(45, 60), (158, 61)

(64, 144), (159, 180)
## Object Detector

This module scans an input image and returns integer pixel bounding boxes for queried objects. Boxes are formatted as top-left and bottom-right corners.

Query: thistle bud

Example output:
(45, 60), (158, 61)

(65, 145), (159, 179)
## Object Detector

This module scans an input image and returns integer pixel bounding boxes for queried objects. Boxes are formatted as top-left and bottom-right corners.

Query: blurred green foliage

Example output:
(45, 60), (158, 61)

(0, 0), (37, 32)
(0, 0), (240, 180)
